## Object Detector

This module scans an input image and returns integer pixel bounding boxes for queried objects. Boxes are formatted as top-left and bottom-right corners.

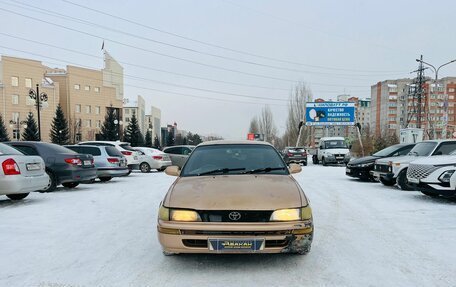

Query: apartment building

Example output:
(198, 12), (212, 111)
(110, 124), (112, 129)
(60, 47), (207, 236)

(145, 106), (161, 142)
(0, 56), (60, 142)
(47, 51), (123, 142)
(124, 95), (146, 135)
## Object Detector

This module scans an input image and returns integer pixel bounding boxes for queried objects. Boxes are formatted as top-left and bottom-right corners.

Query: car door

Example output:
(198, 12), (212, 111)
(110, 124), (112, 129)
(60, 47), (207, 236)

(164, 147), (183, 167)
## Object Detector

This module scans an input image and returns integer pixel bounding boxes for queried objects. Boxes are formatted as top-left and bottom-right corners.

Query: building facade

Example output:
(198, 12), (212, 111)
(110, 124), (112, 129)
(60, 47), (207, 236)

(124, 95), (146, 136)
(0, 56), (60, 142)
(145, 106), (161, 143)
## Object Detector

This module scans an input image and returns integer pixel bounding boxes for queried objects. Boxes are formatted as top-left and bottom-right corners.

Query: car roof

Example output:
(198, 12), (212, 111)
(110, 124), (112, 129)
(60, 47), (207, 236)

(198, 140), (272, 147)
(163, 145), (197, 148)
(319, 137), (345, 141)
(79, 141), (129, 145)
(65, 144), (102, 149)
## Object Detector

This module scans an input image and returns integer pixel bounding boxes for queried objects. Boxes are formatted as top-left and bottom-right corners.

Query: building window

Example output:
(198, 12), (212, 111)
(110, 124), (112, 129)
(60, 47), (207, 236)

(12, 95), (19, 105)
(85, 85), (90, 91)
(11, 76), (19, 87)
(449, 88), (455, 93)
(86, 105), (91, 114)
(25, 78), (32, 88)
(75, 104), (81, 113)
(125, 109), (130, 115)
(94, 87), (100, 93)
(74, 84), (80, 90)
(12, 112), (19, 122)
(96, 120), (101, 128)
(86, 119), (91, 128)
(95, 106), (100, 114)
(450, 96), (455, 100)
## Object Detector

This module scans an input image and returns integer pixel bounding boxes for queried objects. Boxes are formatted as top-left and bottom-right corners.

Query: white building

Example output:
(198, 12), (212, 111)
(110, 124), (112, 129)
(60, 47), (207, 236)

(123, 95), (146, 135)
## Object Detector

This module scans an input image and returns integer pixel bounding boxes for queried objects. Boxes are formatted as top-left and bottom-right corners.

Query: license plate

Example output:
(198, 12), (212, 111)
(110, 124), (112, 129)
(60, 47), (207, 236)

(346, 168), (351, 173)
(408, 177), (419, 184)
(208, 239), (264, 252)
(84, 160), (92, 166)
(336, 157), (344, 160)
(26, 163), (41, 171)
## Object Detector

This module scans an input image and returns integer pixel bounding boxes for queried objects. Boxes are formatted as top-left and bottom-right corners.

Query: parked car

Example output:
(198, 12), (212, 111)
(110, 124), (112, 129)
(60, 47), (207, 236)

(346, 143), (415, 181)
(373, 140), (456, 190)
(158, 141), (313, 255)
(407, 151), (456, 198)
(6, 141), (97, 192)
(133, 147), (172, 172)
(65, 145), (129, 181)
(78, 141), (141, 172)
(312, 137), (351, 165)
(0, 143), (49, 200)
(162, 145), (196, 168)
(282, 147), (308, 166)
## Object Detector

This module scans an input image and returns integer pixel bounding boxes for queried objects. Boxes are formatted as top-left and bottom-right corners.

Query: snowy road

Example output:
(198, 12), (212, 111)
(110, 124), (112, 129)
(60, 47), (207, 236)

(1, 165), (455, 287)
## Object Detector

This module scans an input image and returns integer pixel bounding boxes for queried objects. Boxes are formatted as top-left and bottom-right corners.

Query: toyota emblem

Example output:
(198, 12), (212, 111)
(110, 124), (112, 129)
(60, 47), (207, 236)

(228, 211), (241, 221)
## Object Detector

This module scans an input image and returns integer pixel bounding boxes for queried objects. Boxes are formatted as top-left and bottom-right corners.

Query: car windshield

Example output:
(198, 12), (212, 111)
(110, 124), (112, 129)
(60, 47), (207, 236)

(408, 142), (437, 156)
(324, 140), (347, 149)
(0, 143), (23, 155)
(181, 144), (288, 177)
(373, 145), (402, 157)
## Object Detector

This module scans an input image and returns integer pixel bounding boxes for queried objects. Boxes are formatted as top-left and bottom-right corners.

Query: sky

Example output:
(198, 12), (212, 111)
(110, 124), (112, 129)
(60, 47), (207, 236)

(1, 0), (455, 140)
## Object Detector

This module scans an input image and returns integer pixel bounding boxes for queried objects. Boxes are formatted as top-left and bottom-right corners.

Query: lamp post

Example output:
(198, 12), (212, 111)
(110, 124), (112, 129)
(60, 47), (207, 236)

(28, 84), (48, 141)
(114, 119), (123, 140)
(416, 58), (456, 139)
(9, 119), (27, 140)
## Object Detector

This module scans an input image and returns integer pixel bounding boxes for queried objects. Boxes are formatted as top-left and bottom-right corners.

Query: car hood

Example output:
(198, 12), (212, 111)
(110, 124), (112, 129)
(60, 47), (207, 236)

(349, 156), (379, 165)
(411, 155), (456, 166)
(376, 155), (422, 165)
(165, 175), (304, 210)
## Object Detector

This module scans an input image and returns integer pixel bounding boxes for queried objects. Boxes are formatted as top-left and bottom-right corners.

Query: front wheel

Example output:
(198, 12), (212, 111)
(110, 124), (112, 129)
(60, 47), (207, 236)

(62, 182), (79, 188)
(312, 155), (318, 165)
(6, 193), (29, 200)
(99, 177), (112, 182)
(42, 170), (57, 192)
(397, 170), (413, 191)
(380, 177), (396, 186)
(140, 162), (151, 173)
(322, 157), (327, 166)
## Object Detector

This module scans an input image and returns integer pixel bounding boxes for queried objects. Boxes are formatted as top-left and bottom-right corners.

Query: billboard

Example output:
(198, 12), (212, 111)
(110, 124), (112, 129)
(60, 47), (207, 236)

(305, 102), (355, 126)
(247, 133), (264, 141)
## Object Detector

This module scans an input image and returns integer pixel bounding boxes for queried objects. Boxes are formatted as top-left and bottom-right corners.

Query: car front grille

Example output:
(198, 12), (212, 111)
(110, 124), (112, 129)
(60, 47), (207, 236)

(407, 164), (439, 180)
(182, 239), (290, 249)
(374, 164), (391, 173)
(180, 230), (292, 236)
(197, 210), (273, 222)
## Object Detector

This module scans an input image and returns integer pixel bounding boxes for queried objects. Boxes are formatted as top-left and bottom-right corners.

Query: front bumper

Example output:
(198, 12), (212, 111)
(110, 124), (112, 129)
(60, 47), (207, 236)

(411, 182), (456, 198)
(325, 157), (349, 164)
(97, 167), (129, 178)
(157, 220), (313, 254)
(0, 173), (49, 195)
(371, 170), (395, 181)
(346, 166), (372, 179)
(59, 167), (97, 184)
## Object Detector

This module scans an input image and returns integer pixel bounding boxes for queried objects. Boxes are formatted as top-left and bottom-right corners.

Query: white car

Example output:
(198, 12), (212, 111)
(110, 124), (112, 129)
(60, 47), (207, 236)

(0, 143), (49, 200)
(407, 153), (456, 198)
(78, 141), (141, 172)
(133, 147), (172, 172)
(373, 139), (456, 190)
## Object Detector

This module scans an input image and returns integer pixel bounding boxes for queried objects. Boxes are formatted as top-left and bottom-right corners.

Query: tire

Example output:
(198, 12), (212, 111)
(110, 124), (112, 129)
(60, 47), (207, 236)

(6, 193), (29, 200)
(62, 182), (79, 188)
(99, 176), (112, 182)
(421, 191), (439, 198)
(312, 155), (318, 165)
(157, 167), (166, 172)
(140, 162), (151, 173)
(322, 157), (327, 166)
(303, 161), (308, 166)
(42, 170), (57, 192)
(380, 177), (396, 186)
(397, 169), (413, 191)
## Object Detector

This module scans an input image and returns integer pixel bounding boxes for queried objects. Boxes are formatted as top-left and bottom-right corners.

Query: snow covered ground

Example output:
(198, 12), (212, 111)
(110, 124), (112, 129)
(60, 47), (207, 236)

(1, 165), (455, 287)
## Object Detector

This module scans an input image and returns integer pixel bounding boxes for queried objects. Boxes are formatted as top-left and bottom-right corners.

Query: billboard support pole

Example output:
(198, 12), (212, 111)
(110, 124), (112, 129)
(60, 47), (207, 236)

(295, 120), (304, 147)
(356, 123), (364, 157)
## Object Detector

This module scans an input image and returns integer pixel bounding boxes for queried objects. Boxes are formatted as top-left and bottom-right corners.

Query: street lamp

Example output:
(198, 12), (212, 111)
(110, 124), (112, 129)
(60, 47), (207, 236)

(114, 119), (123, 140)
(28, 84), (48, 141)
(416, 58), (456, 139)
(9, 119), (27, 140)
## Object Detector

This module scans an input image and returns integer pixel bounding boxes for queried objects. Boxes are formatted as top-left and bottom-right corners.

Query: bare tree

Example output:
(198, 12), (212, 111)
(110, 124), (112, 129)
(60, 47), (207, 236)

(258, 105), (277, 143)
(285, 83), (313, 146)
(248, 116), (260, 134)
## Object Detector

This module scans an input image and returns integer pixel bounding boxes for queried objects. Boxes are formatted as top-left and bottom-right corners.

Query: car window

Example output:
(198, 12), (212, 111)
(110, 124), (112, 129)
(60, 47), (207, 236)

(65, 146), (82, 153)
(408, 142), (437, 156)
(181, 144), (287, 177)
(324, 140), (347, 149)
(105, 146), (123, 157)
(164, 147), (181, 155)
(45, 143), (77, 154)
(0, 143), (24, 155)
(397, 146), (414, 156)
(182, 148), (192, 155)
(432, 142), (456, 155)
(83, 147), (102, 156)
(10, 145), (39, 156)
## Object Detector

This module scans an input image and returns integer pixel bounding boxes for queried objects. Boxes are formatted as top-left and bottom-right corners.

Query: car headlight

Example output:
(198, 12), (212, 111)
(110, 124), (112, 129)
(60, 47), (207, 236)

(270, 206), (312, 221)
(158, 206), (202, 222)
(438, 170), (455, 183)
(326, 153), (335, 157)
(359, 162), (374, 168)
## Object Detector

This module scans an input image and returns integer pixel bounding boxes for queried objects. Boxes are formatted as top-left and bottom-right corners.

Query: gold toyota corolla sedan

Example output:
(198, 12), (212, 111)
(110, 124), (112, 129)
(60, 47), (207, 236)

(157, 140), (313, 255)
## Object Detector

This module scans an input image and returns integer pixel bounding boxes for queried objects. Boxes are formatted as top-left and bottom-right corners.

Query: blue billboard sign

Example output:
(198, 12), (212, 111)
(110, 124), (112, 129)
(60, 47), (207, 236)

(305, 102), (355, 126)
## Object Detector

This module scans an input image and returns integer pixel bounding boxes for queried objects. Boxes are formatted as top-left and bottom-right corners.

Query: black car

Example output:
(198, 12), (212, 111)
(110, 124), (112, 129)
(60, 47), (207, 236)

(282, 147), (308, 166)
(346, 143), (415, 181)
(6, 141), (97, 192)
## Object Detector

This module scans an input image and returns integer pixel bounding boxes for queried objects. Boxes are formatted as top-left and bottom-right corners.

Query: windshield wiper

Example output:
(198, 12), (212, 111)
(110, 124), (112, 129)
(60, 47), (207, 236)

(242, 167), (286, 174)
(198, 167), (245, 176)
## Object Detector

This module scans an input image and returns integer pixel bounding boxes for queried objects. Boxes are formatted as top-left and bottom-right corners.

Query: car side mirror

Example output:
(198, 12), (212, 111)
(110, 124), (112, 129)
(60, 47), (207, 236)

(288, 163), (302, 174)
(165, 166), (180, 176)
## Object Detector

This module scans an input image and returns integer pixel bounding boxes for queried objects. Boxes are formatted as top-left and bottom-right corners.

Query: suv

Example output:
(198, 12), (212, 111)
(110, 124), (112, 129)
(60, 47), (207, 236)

(282, 147), (307, 166)
(406, 151), (456, 198)
(373, 140), (456, 190)
(313, 137), (350, 165)
(78, 141), (140, 172)
(162, 145), (196, 168)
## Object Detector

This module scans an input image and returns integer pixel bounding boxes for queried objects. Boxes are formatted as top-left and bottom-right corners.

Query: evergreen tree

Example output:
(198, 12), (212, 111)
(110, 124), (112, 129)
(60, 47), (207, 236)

(182, 137), (188, 145)
(153, 135), (160, 149)
(145, 130), (152, 147)
(187, 133), (202, 145)
(50, 104), (70, 145)
(0, 114), (10, 142)
(124, 112), (142, 146)
(100, 107), (119, 141)
(22, 112), (39, 141)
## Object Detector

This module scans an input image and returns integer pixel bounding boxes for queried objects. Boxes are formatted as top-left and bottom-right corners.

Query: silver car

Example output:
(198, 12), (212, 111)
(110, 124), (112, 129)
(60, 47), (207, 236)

(162, 145), (196, 168)
(65, 145), (129, 182)
(0, 143), (49, 200)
